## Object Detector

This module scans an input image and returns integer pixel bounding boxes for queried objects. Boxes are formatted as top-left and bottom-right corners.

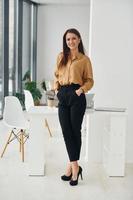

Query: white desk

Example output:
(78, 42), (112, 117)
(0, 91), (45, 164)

(28, 106), (58, 176)
(85, 110), (127, 177)
(28, 105), (127, 177)
(28, 106), (93, 176)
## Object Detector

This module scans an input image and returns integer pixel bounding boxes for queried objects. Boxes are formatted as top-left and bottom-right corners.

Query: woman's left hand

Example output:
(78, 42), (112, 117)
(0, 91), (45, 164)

(75, 88), (83, 96)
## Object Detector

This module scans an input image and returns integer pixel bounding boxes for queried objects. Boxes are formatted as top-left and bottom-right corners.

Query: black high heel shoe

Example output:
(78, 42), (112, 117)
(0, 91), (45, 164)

(61, 173), (72, 181)
(69, 166), (83, 186)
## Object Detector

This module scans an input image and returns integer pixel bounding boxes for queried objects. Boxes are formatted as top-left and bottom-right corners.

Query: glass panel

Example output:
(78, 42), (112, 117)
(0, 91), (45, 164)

(0, 0), (3, 116)
(9, 0), (15, 95)
(22, 1), (31, 85)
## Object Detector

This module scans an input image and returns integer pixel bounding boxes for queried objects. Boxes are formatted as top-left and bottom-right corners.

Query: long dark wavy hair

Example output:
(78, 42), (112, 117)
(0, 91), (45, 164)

(59, 28), (85, 68)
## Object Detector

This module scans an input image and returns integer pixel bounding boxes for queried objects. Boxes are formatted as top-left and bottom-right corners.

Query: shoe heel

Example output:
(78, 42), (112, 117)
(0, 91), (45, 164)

(69, 166), (83, 186)
(80, 172), (83, 180)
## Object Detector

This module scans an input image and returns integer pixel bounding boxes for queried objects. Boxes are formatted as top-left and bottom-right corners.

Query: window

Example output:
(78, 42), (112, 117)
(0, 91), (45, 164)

(9, 0), (15, 95)
(22, 1), (31, 80)
(0, 0), (38, 118)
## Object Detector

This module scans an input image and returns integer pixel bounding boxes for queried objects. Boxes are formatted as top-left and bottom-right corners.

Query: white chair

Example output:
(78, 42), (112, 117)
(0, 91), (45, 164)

(24, 90), (52, 137)
(24, 89), (34, 112)
(1, 96), (29, 162)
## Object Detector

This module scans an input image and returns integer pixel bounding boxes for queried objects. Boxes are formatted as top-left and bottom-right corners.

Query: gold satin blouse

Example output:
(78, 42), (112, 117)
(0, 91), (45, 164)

(54, 52), (94, 93)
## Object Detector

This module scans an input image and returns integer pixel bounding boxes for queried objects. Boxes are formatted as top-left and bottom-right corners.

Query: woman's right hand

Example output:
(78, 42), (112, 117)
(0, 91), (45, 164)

(75, 88), (83, 96)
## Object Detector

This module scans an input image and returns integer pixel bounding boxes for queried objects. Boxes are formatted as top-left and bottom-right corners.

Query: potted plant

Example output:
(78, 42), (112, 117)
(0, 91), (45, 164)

(24, 81), (42, 105)
(23, 70), (42, 105)
(41, 79), (56, 106)
(22, 70), (31, 82)
(15, 70), (42, 107)
(44, 89), (54, 107)
(47, 97), (54, 107)
(41, 79), (47, 91)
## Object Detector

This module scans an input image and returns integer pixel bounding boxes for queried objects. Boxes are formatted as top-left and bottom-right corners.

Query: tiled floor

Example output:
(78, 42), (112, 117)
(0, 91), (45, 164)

(0, 120), (133, 200)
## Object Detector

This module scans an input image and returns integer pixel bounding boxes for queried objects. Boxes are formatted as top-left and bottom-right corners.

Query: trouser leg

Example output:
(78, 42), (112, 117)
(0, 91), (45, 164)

(58, 104), (79, 161)
(70, 95), (86, 160)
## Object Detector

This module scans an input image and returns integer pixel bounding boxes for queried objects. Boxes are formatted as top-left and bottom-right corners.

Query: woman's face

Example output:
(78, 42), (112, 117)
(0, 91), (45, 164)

(66, 32), (80, 51)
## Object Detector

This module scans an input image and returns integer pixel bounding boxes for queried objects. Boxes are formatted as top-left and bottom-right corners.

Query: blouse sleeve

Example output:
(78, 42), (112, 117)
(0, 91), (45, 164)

(80, 57), (94, 93)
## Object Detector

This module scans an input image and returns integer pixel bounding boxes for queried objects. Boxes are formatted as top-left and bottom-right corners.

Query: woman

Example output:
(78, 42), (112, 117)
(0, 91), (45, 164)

(54, 28), (94, 186)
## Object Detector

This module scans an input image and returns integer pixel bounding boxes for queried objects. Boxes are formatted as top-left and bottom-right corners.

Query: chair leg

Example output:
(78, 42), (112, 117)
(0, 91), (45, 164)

(45, 119), (52, 137)
(21, 131), (24, 162)
(19, 137), (21, 152)
(1, 131), (13, 158)
(18, 131), (21, 152)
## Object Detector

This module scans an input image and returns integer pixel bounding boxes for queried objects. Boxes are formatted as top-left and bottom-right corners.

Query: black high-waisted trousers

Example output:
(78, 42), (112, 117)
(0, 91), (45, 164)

(57, 84), (86, 162)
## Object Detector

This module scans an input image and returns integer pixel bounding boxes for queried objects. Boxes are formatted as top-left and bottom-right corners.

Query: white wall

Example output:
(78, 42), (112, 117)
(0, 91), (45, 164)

(90, 0), (133, 163)
(37, 4), (90, 84)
